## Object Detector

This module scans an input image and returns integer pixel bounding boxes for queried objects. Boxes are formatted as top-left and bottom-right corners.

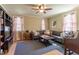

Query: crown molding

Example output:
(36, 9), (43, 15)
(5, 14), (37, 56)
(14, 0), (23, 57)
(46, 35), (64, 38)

(0, 4), (12, 18)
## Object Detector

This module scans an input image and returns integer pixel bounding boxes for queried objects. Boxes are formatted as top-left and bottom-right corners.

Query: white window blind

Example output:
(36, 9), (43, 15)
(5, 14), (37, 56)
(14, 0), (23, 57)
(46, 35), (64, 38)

(41, 19), (45, 30)
(15, 17), (22, 31)
(63, 12), (77, 32)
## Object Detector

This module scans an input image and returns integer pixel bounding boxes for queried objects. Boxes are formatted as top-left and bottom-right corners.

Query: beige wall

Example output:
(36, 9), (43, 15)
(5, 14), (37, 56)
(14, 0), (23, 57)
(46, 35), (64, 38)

(76, 7), (79, 30)
(47, 6), (79, 31)
(23, 16), (49, 32)
(44, 18), (49, 30)
(23, 7), (79, 32)
(47, 14), (64, 31)
(24, 16), (41, 32)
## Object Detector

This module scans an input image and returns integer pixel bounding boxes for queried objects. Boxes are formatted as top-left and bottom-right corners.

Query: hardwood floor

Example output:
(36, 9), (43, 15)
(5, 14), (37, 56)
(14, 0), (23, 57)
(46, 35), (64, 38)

(6, 42), (17, 55)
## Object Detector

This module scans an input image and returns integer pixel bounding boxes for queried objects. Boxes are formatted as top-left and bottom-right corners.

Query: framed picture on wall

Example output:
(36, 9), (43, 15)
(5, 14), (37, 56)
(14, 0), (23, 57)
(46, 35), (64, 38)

(53, 21), (56, 26)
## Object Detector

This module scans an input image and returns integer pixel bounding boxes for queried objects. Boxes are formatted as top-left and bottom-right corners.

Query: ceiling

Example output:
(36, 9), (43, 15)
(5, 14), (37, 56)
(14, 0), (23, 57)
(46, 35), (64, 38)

(1, 4), (79, 17)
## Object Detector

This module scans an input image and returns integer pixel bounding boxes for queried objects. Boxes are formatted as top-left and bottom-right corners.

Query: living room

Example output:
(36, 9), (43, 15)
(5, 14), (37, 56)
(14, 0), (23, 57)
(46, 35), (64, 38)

(0, 4), (79, 55)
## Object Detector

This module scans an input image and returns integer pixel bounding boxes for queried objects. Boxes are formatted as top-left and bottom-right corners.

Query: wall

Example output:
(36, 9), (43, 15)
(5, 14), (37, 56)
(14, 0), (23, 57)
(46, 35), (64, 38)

(44, 18), (49, 30)
(23, 7), (79, 32)
(23, 16), (49, 32)
(47, 14), (63, 31)
(47, 6), (79, 31)
(76, 7), (79, 30)
(24, 16), (41, 32)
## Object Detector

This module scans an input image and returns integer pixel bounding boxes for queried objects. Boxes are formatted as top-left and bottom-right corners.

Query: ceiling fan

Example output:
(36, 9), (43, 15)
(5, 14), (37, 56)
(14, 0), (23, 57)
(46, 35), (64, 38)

(32, 4), (52, 14)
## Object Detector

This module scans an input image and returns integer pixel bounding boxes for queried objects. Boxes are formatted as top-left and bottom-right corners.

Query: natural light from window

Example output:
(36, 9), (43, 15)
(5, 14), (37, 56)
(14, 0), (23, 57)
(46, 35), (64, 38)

(41, 19), (45, 30)
(15, 17), (22, 31)
(63, 12), (77, 32)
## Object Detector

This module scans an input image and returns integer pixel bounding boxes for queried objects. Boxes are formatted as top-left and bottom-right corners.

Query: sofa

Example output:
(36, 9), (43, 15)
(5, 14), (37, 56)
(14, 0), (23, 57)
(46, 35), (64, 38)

(51, 31), (64, 44)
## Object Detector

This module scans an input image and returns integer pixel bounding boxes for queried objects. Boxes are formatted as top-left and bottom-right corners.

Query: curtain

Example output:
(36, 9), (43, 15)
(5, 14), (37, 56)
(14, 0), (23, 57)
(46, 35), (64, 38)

(63, 12), (77, 32)
(13, 16), (24, 41)
(41, 19), (45, 30)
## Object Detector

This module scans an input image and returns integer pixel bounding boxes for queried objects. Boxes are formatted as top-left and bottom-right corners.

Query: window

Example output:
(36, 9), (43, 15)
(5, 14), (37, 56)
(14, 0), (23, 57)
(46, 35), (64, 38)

(15, 17), (22, 31)
(63, 12), (77, 32)
(41, 19), (45, 30)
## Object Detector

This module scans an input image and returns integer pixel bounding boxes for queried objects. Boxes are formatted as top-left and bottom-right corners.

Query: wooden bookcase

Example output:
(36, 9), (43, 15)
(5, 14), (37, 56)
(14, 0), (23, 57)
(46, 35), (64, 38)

(0, 6), (13, 54)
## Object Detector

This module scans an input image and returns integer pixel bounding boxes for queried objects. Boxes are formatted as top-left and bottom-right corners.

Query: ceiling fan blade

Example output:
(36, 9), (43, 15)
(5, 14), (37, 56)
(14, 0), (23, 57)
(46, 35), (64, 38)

(45, 8), (52, 10)
(32, 8), (39, 10)
(36, 11), (39, 14)
(43, 11), (46, 14)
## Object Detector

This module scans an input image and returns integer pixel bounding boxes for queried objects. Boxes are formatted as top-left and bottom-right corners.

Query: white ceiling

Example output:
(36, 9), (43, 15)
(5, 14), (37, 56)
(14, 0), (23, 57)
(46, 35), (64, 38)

(1, 4), (79, 17)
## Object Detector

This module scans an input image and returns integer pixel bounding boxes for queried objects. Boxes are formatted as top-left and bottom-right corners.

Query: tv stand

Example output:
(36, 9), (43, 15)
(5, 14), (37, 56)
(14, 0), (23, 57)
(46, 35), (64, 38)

(0, 6), (13, 54)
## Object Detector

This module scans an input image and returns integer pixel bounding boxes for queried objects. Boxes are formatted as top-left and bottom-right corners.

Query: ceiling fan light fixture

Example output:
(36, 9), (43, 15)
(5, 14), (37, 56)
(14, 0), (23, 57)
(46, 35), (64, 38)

(39, 10), (44, 12)
(40, 6), (44, 9)
(32, 4), (52, 14)
(36, 6), (39, 9)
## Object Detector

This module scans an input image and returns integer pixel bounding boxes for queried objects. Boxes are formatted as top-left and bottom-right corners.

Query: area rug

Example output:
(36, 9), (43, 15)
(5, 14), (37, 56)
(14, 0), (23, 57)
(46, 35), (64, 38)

(14, 40), (45, 55)
(14, 40), (64, 55)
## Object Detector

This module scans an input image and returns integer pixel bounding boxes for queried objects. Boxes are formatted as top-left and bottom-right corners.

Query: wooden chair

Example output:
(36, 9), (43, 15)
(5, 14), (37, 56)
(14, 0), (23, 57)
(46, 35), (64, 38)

(23, 31), (30, 40)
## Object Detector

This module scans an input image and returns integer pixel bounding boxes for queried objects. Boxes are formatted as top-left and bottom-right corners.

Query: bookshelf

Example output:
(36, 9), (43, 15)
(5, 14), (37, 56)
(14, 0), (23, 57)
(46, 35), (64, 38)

(0, 6), (13, 54)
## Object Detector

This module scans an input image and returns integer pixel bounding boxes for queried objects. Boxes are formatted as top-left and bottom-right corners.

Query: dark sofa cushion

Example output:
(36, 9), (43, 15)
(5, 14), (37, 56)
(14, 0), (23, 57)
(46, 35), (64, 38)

(52, 31), (61, 36)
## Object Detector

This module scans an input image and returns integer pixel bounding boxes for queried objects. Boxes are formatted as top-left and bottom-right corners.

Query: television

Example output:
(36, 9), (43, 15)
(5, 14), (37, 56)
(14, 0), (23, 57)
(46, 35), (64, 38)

(5, 26), (10, 39)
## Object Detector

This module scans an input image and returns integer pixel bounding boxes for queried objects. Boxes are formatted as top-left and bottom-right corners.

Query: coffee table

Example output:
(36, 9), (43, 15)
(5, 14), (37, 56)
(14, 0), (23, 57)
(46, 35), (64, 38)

(39, 35), (54, 46)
